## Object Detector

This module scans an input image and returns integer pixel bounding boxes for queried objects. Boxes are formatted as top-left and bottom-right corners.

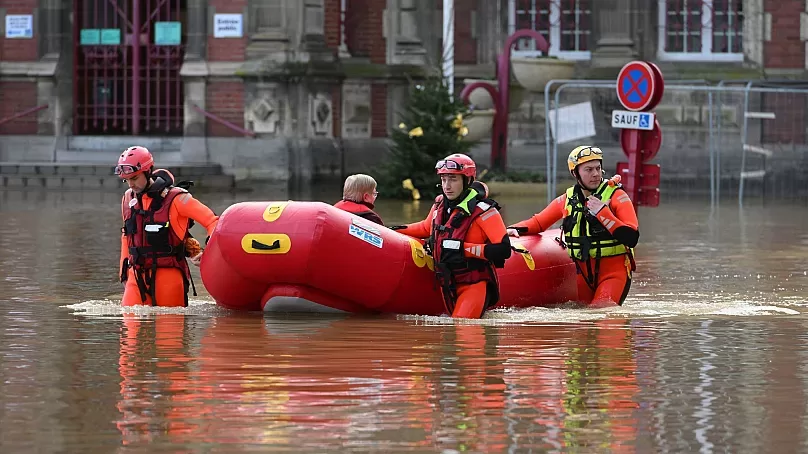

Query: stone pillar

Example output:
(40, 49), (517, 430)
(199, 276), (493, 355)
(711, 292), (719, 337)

(300, 0), (329, 55)
(36, 66), (57, 135)
(247, 0), (290, 59)
(179, 62), (208, 137)
(386, 0), (427, 65)
(41, 0), (69, 135)
(475, 0), (502, 65)
(182, 0), (208, 141)
(743, 0), (764, 67)
(590, 0), (637, 68)
(178, 63), (209, 162)
(40, 0), (62, 59)
(185, 0), (207, 59)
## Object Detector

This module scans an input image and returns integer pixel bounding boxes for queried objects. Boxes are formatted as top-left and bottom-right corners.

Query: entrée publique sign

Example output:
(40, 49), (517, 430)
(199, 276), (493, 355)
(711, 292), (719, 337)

(213, 14), (243, 38)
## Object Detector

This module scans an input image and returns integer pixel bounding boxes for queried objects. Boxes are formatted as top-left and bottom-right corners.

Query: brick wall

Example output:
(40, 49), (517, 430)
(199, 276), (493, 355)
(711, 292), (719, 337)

(206, 81), (245, 136)
(451, 0), (477, 64)
(0, 81), (38, 134)
(761, 92), (806, 144)
(345, 0), (386, 63)
(435, 0), (477, 64)
(208, 0), (247, 61)
(207, 1), (247, 136)
(0, 0), (38, 61)
(325, 0), (341, 53)
(763, 0), (805, 68)
(371, 84), (387, 137)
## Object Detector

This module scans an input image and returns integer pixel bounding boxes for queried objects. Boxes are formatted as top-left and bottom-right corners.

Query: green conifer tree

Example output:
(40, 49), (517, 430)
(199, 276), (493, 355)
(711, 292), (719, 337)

(376, 74), (477, 199)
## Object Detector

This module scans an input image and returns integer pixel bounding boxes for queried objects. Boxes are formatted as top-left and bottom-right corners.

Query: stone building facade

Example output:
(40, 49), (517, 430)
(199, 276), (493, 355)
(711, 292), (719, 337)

(0, 0), (805, 186)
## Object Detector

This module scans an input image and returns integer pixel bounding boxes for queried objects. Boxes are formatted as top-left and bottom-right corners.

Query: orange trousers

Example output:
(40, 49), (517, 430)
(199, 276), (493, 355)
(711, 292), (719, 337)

(575, 254), (632, 308)
(122, 267), (187, 307)
(449, 281), (490, 319)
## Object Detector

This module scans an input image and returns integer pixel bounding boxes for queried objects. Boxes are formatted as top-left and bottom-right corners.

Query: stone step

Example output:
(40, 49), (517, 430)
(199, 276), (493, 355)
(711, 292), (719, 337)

(66, 136), (183, 152)
(55, 149), (184, 164)
(0, 162), (226, 177)
(0, 173), (235, 190)
(0, 161), (234, 190)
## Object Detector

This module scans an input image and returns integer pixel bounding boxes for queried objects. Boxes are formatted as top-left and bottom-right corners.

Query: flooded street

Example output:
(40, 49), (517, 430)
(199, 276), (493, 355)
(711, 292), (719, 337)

(1, 187), (808, 452)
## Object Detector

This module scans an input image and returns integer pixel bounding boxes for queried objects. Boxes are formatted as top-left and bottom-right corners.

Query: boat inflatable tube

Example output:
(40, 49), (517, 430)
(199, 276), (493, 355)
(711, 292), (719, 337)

(200, 201), (577, 314)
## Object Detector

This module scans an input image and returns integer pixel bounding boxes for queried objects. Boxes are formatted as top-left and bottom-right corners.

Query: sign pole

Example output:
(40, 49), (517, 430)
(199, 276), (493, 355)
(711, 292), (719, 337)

(442, 0), (454, 94)
(624, 129), (640, 204)
(613, 60), (665, 210)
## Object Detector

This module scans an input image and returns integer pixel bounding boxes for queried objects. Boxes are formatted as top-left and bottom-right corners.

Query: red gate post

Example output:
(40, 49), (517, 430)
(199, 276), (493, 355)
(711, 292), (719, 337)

(612, 61), (665, 211)
(459, 29), (549, 171)
(131, 0), (141, 135)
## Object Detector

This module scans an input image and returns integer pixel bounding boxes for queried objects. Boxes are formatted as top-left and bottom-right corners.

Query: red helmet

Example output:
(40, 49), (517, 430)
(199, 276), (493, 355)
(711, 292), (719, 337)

(435, 153), (476, 179)
(114, 146), (154, 177)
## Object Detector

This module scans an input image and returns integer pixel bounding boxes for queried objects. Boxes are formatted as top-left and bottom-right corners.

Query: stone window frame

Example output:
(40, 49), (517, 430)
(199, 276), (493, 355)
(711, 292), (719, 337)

(507, 0), (592, 61)
(656, 0), (744, 62)
(248, 0), (287, 36)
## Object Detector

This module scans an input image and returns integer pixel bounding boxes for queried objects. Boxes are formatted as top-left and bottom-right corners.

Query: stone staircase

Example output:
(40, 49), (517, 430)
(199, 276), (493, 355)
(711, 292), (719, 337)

(55, 136), (184, 164)
(0, 136), (235, 190)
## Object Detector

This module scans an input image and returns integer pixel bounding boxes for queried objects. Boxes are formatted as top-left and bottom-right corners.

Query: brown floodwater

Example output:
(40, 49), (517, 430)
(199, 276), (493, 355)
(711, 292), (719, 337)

(1, 187), (807, 452)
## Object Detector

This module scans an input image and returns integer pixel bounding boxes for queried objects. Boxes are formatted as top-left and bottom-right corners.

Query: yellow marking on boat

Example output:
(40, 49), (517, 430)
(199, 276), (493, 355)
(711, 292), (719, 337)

(409, 239), (434, 271)
(263, 202), (288, 222)
(242, 234), (291, 254)
(512, 243), (535, 270)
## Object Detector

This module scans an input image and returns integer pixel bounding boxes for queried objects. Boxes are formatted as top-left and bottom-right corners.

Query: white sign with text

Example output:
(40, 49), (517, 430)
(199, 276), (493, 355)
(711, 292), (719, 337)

(6, 15), (33, 39)
(213, 14), (243, 38)
(611, 110), (655, 130)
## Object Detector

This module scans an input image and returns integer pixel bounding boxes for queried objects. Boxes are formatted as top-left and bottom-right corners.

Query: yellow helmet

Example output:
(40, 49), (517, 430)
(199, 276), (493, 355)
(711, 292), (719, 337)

(567, 145), (604, 173)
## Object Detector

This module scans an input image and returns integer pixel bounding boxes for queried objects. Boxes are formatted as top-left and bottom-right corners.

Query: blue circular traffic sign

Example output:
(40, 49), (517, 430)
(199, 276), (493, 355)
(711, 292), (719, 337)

(616, 61), (658, 112)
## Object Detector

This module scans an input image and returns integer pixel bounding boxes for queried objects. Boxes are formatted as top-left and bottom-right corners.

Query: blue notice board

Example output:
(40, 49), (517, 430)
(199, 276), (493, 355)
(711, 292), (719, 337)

(80, 29), (100, 45)
(154, 22), (181, 45)
(100, 29), (121, 45)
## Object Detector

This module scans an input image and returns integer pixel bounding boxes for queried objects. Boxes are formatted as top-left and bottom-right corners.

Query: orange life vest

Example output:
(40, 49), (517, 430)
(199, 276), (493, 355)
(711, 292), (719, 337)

(428, 193), (499, 313)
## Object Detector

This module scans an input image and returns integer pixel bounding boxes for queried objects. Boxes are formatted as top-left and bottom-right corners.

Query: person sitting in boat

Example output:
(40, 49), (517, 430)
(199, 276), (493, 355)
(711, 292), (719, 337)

(507, 145), (640, 308)
(116, 146), (219, 307)
(334, 174), (384, 225)
(390, 153), (512, 319)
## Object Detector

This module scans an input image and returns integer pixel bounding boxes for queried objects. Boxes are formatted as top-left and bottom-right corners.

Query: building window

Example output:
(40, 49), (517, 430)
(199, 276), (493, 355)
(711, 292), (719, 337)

(658, 0), (743, 61)
(508, 0), (592, 60)
(249, 0), (285, 34)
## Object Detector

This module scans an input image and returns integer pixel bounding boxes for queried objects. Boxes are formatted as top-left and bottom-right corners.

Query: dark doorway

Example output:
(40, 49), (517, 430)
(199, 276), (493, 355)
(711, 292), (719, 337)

(73, 0), (187, 135)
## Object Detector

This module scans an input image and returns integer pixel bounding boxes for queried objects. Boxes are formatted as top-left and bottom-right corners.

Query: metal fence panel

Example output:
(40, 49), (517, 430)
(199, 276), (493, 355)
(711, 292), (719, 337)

(541, 82), (808, 205)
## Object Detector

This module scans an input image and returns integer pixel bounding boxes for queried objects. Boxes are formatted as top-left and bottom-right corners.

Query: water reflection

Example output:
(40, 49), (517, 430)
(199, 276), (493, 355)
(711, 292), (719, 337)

(108, 312), (653, 452)
(117, 314), (194, 446)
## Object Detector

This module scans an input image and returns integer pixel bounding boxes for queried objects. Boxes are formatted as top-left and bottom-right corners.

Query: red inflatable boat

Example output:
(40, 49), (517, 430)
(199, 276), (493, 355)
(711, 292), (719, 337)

(200, 201), (577, 315)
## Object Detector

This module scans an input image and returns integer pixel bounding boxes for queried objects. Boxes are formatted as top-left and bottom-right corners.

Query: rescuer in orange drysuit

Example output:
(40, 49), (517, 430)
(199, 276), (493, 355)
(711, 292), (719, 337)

(508, 145), (640, 307)
(116, 146), (219, 307)
(390, 153), (512, 318)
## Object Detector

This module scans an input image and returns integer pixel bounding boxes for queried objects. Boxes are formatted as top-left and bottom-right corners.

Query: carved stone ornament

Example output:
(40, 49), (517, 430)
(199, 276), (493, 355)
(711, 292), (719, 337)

(245, 96), (280, 134)
(341, 83), (371, 138)
(309, 92), (333, 136)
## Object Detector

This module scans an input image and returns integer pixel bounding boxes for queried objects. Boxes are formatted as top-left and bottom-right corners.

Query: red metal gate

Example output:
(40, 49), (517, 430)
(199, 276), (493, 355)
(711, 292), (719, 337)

(73, 0), (185, 135)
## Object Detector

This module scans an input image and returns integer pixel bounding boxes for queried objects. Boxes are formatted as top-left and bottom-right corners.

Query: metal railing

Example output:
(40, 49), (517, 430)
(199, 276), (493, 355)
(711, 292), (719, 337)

(0, 104), (49, 129)
(191, 103), (256, 138)
(541, 82), (808, 206)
